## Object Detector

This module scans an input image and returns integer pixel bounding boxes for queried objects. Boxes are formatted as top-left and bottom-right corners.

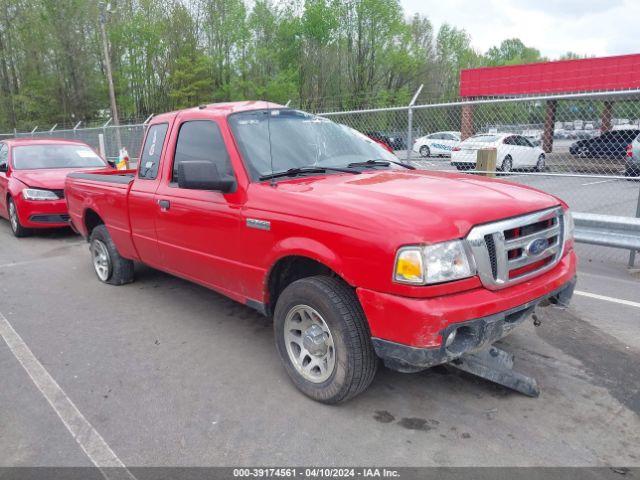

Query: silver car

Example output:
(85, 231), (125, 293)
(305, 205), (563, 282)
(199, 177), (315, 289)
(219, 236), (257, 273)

(625, 131), (640, 177)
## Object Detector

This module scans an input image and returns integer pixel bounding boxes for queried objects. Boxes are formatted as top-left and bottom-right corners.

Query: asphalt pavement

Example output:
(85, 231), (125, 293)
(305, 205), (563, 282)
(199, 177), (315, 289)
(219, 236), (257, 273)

(0, 215), (639, 469)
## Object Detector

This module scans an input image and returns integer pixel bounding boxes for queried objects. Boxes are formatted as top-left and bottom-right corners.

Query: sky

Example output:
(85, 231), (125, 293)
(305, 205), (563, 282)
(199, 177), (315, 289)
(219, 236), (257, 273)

(400, 0), (639, 59)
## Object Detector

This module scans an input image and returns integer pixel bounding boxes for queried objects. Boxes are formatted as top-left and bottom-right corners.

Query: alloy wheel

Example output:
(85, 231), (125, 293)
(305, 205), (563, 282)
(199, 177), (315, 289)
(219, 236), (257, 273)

(283, 304), (336, 383)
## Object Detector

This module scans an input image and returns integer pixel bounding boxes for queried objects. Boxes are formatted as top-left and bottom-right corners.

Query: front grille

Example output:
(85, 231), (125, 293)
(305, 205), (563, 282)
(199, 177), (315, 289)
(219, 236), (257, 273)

(484, 234), (498, 278)
(467, 207), (565, 290)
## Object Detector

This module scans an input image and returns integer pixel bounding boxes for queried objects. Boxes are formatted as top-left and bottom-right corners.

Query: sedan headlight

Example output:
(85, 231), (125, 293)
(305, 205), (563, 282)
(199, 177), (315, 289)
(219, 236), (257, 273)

(394, 240), (476, 285)
(22, 188), (59, 201)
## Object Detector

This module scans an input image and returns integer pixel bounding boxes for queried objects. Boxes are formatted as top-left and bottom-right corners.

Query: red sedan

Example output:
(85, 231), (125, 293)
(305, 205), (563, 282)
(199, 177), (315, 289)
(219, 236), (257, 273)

(0, 138), (110, 237)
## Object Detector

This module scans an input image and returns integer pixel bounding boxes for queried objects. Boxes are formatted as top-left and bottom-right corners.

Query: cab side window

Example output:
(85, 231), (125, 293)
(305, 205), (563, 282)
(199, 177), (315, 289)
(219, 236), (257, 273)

(172, 121), (234, 184)
(0, 144), (8, 171)
(138, 123), (168, 180)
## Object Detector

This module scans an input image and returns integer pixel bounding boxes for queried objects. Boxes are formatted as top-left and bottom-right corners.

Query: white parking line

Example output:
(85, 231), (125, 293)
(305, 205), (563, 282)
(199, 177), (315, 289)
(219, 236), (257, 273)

(0, 311), (136, 480)
(574, 290), (640, 309)
(581, 179), (615, 186)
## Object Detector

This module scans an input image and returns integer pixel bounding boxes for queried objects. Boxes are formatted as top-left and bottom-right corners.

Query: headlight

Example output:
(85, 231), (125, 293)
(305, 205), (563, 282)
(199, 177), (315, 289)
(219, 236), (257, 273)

(563, 209), (574, 241)
(394, 240), (476, 285)
(22, 188), (59, 201)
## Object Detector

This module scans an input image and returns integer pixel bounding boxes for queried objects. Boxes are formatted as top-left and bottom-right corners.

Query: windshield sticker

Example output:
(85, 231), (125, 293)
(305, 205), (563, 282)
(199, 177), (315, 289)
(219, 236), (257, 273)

(77, 150), (99, 158)
(149, 129), (158, 156)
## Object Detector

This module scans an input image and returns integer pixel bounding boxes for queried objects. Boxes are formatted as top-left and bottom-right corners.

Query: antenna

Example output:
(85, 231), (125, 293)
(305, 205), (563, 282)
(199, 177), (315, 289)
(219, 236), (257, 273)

(266, 100), (276, 187)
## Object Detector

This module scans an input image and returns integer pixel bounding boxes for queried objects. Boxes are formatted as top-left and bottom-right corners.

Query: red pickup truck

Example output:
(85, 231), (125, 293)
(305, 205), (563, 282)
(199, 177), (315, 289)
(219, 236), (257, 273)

(66, 102), (577, 403)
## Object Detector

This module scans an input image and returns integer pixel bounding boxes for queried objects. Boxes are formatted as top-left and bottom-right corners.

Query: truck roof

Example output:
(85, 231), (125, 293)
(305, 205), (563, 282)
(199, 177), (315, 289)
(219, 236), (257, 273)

(151, 101), (285, 123)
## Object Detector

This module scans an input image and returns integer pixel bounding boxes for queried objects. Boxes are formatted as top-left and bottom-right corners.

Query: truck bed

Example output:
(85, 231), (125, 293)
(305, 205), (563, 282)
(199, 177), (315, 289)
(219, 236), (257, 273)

(65, 169), (139, 260)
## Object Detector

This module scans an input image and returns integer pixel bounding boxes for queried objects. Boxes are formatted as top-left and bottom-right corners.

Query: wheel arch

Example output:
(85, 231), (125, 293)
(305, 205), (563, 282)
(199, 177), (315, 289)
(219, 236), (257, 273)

(84, 208), (105, 238)
(265, 253), (352, 316)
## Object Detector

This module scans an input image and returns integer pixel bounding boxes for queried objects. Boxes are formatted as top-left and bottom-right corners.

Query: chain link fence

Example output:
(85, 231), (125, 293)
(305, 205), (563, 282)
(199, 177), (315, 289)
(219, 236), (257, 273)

(12, 124), (147, 163)
(3, 91), (639, 266)
(315, 91), (640, 267)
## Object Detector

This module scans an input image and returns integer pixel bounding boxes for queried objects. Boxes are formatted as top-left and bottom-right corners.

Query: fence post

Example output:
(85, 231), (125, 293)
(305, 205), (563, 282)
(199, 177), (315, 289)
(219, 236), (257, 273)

(406, 84), (423, 163)
(73, 121), (82, 140)
(98, 133), (107, 159)
(102, 118), (112, 160)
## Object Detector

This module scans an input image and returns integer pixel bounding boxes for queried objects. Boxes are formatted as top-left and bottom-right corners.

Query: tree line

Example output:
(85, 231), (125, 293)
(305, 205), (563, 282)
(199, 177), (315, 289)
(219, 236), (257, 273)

(0, 0), (585, 131)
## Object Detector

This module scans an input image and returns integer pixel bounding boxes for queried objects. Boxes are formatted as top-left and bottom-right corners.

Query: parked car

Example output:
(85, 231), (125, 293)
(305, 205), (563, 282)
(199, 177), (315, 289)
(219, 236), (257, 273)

(412, 131), (461, 157)
(66, 102), (576, 404)
(522, 129), (542, 147)
(365, 131), (406, 150)
(0, 138), (110, 237)
(625, 132), (640, 177)
(569, 129), (640, 159)
(451, 133), (546, 172)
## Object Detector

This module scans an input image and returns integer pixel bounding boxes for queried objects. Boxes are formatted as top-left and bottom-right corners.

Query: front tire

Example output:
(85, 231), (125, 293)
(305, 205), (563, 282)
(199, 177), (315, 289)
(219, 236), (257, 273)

(8, 197), (30, 238)
(535, 154), (546, 172)
(89, 225), (134, 285)
(274, 276), (377, 404)
(500, 156), (513, 173)
(419, 145), (430, 158)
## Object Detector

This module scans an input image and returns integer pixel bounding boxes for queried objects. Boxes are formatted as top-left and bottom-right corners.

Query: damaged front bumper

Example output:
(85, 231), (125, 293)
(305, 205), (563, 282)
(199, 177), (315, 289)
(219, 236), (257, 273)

(372, 276), (576, 373)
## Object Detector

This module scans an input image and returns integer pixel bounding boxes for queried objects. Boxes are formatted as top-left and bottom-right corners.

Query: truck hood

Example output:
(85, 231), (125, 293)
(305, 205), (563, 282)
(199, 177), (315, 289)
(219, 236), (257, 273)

(12, 167), (112, 190)
(253, 170), (562, 244)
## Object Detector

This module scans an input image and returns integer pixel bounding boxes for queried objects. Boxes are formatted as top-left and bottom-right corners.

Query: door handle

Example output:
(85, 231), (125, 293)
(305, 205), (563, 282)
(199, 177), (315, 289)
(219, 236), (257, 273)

(158, 199), (170, 211)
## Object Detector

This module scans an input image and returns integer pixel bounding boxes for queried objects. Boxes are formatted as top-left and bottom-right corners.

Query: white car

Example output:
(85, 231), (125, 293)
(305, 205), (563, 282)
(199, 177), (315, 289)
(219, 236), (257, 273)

(412, 131), (461, 158)
(450, 133), (546, 172)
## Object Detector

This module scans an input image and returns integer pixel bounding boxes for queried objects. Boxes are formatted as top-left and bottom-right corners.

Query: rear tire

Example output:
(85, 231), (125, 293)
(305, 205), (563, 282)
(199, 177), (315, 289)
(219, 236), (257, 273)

(274, 275), (378, 404)
(89, 225), (134, 285)
(419, 145), (430, 158)
(8, 197), (30, 238)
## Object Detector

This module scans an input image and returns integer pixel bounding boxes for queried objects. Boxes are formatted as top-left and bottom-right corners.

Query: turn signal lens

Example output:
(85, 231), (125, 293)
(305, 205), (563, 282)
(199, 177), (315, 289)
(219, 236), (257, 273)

(393, 241), (476, 285)
(394, 248), (424, 284)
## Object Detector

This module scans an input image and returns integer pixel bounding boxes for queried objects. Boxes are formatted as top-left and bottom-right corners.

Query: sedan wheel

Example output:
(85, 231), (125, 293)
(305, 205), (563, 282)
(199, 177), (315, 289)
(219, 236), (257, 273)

(419, 145), (430, 158)
(501, 157), (513, 173)
(577, 146), (589, 158)
(535, 154), (546, 172)
(8, 198), (30, 237)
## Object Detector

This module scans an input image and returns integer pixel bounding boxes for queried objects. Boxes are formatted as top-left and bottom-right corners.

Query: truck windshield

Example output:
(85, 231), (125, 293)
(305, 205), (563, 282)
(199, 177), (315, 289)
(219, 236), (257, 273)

(12, 145), (106, 170)
(228, 109), (398, 181)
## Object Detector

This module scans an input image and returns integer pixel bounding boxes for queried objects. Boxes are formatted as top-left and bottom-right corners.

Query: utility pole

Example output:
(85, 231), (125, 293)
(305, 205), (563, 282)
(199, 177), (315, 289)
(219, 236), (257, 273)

(99, 2), (122, 151)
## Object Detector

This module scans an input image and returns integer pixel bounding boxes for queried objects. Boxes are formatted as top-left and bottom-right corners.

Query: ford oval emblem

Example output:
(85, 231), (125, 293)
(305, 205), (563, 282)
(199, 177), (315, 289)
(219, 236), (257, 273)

(527, 237), (549, 256)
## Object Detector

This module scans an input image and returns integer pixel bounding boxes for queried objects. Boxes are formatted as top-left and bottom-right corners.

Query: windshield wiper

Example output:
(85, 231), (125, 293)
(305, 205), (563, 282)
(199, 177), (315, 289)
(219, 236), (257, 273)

(347, 159), (416, 170)
(259, 166), (361, 181)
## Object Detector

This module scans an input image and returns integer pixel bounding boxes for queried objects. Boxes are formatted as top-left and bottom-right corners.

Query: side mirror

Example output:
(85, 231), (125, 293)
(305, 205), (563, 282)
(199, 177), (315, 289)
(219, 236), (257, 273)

(0, 163), (7, 173)
(177, 161), (235, 193)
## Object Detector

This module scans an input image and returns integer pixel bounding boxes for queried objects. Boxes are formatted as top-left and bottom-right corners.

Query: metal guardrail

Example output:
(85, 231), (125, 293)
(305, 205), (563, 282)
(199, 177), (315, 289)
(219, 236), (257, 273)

(574, 212), (640, 267)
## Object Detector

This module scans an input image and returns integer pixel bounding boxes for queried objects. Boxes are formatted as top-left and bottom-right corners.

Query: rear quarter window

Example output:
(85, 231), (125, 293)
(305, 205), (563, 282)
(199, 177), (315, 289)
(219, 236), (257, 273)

(138, 123), (169, 180)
